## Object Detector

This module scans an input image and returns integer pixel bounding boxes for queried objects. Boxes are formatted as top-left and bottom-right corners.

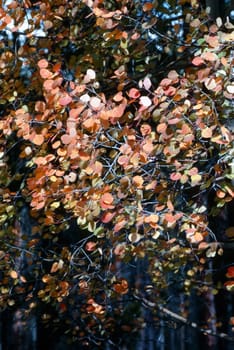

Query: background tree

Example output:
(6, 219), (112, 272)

(0, 0), (233, 349)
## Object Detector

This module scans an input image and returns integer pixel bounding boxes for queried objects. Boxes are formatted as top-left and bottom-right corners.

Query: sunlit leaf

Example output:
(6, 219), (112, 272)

(10, 270), (18, 279)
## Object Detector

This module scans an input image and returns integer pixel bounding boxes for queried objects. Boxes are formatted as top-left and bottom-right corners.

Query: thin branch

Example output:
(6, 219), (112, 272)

(134, 292), (234, 342)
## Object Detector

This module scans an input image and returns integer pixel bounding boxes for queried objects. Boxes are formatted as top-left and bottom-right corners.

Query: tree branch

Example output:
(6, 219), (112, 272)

(133, 292), (234, 342)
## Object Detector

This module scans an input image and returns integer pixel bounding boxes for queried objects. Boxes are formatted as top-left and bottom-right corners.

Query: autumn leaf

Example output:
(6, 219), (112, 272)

(10, 270), (18, 279)
(59, 94), (72, 106)
(128, 88), (140, 99)
(113, 279), (129, 294)
(192, 56), (205, 66)
(100, 193), (115, 210)
(170, 172), (181, 181)
(226, 266), (234, 278)
(40, 68), (52, 79)
(224, 281), (234, 292)
(85, 241), (97, 252)
(38, 59), (48, 69)
(31, 134), (44, 146)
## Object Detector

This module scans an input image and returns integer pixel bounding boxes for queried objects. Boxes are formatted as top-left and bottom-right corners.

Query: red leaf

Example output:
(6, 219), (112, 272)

(128, 88), (140, 99)
(226, 266), (234, 278)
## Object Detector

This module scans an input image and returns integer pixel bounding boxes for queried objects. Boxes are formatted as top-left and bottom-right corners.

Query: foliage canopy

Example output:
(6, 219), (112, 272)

(0, 0), (233, 348)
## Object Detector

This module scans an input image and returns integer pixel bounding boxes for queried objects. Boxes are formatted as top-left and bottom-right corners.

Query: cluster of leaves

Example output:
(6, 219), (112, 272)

(0, 0), (233, 347)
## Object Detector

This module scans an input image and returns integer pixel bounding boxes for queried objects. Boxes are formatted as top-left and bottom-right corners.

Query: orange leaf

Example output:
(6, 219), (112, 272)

(132, 175), (144, 188)
(32, 134), (44, 146)
(157, 123), (167, 134)
(83, 117), (100, 132)
(100, 193), (114, 210)
(143, 2), (153, 11)
(10, 270), (18, 279)
(50, 262), (59, 273)
(144, 214), (159, 228)
(201, 127), (213, 138)
(216, 189), (226, 198)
